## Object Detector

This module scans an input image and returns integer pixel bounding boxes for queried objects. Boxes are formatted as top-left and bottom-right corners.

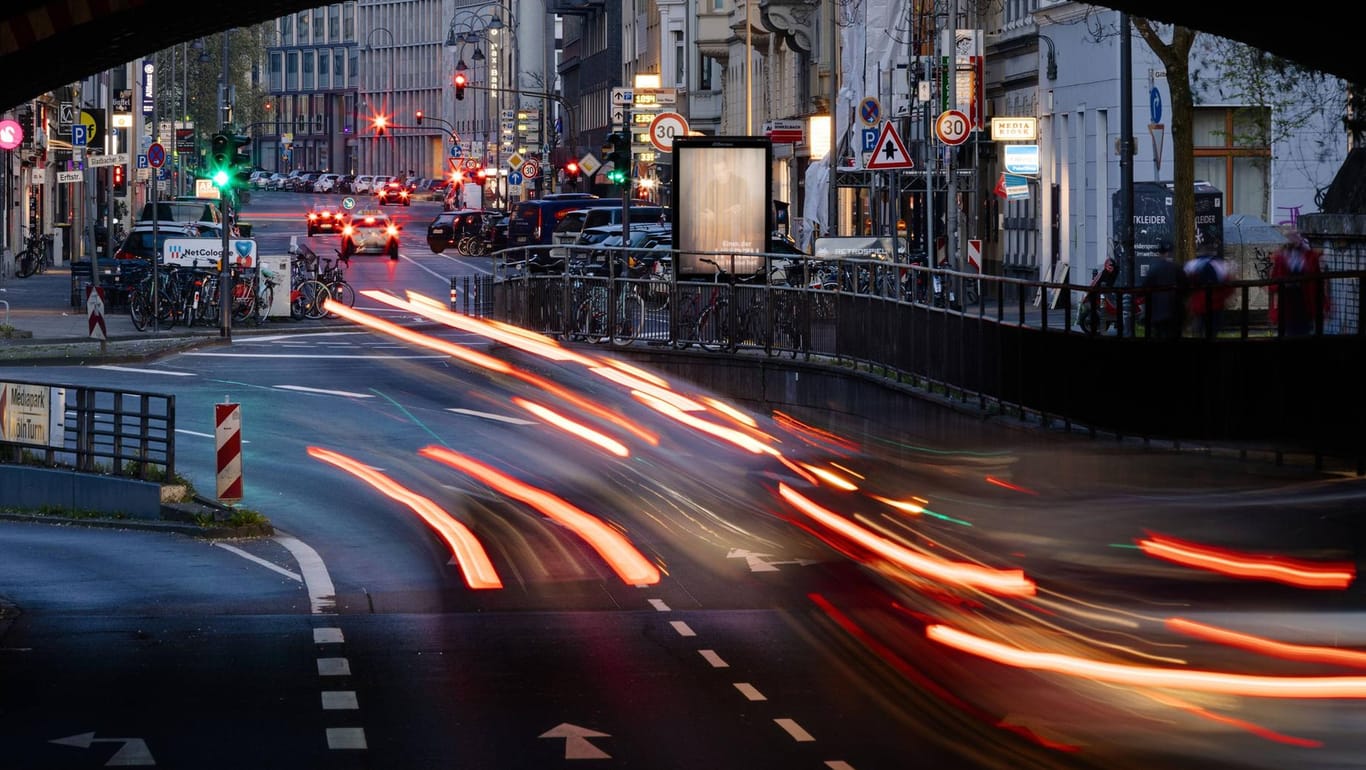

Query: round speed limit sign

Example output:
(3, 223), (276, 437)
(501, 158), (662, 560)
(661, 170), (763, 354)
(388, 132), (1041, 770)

(649, 112), (689, 153)
(935, 109), (971, 146)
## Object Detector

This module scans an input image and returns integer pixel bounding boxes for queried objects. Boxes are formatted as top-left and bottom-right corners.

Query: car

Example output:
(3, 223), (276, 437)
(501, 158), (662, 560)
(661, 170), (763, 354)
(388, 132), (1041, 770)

(341, 211), (400, 259)
(313, 173), (341, 193)
(351, 175), (377, 195)
(113, 222), (204, 261)
(138, 200), (223, 229)
(306, 207), (347, 237)
(427, 208), (501, 254)
(375, 179), (411, 206)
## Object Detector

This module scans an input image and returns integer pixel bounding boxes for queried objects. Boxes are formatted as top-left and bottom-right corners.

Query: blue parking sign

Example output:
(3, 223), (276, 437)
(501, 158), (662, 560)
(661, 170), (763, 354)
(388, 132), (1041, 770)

(862, 127), (879, 152)
(72, 124), (87, 147)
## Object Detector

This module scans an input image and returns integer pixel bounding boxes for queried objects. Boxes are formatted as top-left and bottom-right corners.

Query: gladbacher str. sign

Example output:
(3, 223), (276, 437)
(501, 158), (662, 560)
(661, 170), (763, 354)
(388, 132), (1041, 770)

(0, 382), (66, 448)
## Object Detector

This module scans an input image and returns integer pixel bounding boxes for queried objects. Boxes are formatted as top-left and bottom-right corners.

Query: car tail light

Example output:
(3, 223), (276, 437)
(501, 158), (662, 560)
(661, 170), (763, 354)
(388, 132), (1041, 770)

(342, 225), (354, 236)
(386, 225), (398, 236)
(308, 213), (318, 221)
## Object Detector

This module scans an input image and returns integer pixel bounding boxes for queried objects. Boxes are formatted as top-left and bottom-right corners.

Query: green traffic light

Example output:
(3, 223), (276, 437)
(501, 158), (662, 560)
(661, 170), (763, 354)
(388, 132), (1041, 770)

(212, 169), (230, 187)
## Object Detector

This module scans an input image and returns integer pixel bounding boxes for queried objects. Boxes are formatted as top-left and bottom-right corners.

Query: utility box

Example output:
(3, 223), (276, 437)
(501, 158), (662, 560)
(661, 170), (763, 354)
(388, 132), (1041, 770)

(1112, 181), (1224, 281)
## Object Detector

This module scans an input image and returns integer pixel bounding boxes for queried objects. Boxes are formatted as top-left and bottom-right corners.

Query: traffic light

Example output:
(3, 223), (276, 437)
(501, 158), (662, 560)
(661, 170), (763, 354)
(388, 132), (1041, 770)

(209, 132), (232, 189)
(415, 110), (424, 125)
(603, 132), (630, 187)
(372, 115), (388, 136)
(454, 73), (467, 101)
(229, 134), (252, 189)
(564, 161), (579, 180)
(112, 164), (125, 194)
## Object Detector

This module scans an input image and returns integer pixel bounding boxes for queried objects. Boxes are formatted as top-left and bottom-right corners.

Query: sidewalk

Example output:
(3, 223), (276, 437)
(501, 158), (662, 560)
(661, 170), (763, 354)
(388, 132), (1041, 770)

(1, 265), (273, 364)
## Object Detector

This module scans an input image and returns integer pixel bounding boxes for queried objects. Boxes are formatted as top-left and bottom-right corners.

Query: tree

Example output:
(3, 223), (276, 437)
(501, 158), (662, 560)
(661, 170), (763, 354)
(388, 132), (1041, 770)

(1132, 20), (1196, 265)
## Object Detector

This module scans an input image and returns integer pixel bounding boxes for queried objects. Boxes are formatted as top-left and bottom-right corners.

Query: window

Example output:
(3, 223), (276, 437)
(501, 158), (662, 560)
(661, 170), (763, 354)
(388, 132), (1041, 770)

(314, 9), (325, 43)
(674, 32), (684, 87)
(329, 5), (340, 41)
(699, 54), (712, 91)
(298, 11), (309, 42)
(348, 48), (357, 89)
(1193, 106), (1271, 221)
(280, 14), (293, 44)
(344, 4), (354, 40)
(335, 47), (347, 85)
(303, 50), (315, 91)
(319, 51), (330, 89)
(286, 51), (298, 92)
(269, 52), (283, 92)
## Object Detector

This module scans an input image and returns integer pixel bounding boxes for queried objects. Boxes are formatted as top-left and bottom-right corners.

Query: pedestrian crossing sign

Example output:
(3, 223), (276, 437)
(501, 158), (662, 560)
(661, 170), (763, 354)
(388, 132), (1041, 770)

(865, 122), (914, 170)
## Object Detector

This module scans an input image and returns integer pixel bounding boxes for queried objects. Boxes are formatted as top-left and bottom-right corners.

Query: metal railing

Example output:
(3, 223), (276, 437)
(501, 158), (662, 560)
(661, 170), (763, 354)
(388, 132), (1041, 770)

(0, 378), (176, 480)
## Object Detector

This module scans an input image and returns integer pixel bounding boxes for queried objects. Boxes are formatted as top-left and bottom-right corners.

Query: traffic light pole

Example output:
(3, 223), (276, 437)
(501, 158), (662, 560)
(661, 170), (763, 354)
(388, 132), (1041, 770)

(621, 106), (631, 248)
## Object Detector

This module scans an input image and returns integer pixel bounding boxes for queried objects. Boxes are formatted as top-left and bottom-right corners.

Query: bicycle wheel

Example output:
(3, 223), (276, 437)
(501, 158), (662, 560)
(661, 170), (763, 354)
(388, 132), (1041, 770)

(15, 250), (35, 278)
(128, 288), (150, 331)
(253, 285), (274, 325)
(324, 281), (356, 317)
(571, 295), (606, 342)
(300, 281), (332, 320)
(697, 300), (729, 351)
(965, 279), (980, 306)
(612, 292), (645, 344)
(231, 280), (256, 323)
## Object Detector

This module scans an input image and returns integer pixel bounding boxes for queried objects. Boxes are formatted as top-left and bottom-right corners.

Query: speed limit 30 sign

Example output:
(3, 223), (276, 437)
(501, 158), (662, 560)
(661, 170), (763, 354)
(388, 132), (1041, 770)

(935, 109), (971, 146)
(649, 112), (689, 153)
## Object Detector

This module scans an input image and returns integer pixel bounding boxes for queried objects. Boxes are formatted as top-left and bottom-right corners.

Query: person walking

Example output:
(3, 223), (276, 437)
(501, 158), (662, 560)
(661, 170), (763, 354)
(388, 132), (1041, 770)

(1184, 249), (1232, 337)
(1268, 229), (1329, 336)
(1140, 240), (1186, 339)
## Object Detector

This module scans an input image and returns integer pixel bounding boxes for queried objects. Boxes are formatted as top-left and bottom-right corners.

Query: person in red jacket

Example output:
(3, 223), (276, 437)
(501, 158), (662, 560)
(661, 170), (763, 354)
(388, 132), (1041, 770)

(1268, 229), (1329, 336)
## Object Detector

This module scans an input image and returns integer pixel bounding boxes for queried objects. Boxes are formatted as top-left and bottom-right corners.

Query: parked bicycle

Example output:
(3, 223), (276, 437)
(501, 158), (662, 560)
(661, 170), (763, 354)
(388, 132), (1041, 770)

(13, 229), (52, 278)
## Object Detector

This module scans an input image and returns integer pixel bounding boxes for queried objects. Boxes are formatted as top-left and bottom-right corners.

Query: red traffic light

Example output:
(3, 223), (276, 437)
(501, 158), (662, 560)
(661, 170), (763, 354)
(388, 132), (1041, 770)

(415, 110), (424, 125)
(565, 161), (579, 175)
(454, 73), (467, 101)
(371, 114), (388, 136)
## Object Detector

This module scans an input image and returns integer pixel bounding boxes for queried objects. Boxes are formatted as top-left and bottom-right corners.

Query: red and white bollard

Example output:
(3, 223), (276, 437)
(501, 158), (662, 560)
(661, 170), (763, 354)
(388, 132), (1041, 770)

(215, 400), (243, 503)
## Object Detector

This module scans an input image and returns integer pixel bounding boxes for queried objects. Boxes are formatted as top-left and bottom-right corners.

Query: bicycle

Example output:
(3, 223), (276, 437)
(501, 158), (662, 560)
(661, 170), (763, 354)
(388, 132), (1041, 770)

(13, 230), (50, 278)
(675, 257), (735, 352)
(317, 252), (355, 317)
(568, 256), (645, 344)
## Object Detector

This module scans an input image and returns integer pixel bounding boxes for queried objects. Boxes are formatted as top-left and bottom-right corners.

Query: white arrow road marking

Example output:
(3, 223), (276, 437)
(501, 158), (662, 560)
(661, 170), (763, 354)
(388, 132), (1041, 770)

(539, 723), (611, 759)
(50, 732), (156, 765)
(274, 385), (376, 398)
(726, 548), (818, 572)
(213, 543), (301, 581)
(93, 365), (195, 377)
(446, 407), (537, 425)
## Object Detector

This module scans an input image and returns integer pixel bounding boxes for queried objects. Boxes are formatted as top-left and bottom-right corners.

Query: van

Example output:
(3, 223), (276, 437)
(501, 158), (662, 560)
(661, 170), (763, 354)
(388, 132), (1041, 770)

(506, 194), (610, 248)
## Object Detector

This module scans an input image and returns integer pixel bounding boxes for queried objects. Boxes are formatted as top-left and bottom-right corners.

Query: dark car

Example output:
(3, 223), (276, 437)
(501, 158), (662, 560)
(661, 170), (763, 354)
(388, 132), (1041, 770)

(306, 206), (347, 237)
(376, 179), (412, 206)
(427, 209), (499, 254)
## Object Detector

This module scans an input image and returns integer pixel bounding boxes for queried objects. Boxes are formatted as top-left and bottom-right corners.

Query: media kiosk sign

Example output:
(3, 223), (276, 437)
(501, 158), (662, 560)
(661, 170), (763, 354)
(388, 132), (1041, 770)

(672, 137), (773, 278)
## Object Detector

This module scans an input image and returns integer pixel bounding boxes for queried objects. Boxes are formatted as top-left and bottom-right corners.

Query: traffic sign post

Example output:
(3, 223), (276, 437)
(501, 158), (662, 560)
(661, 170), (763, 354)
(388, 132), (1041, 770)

(648, 112), (688, 154)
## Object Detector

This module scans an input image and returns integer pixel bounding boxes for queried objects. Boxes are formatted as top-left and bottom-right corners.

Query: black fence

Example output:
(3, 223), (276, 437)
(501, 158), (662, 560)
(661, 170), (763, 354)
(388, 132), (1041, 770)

(483, 244), (1366, 470)
(0, 378), (176, 480)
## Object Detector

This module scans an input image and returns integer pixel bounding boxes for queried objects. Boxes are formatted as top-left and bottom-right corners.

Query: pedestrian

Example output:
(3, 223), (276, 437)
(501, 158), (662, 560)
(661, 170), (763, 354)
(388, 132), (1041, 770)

(1140, 240), (1185, 339)
(1184, 248), (1232, 337)
(1268, 228), (1329, 336)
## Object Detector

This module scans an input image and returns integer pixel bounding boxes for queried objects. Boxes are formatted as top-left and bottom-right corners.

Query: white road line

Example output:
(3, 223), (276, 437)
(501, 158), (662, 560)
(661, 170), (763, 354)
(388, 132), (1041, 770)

(314, 627), (345, 644)
(321, 691), (359, 710)
(317, 657), (351, 676)
(93, 365), (196, 376)
(177, 428), (250, 444)
(734, 682), (766, 701)
(825, 762), (857, 770)
(699, 649), (729, 668)
(669, 620), (696, 637)
(273, 533), (336, 614)
(213, 542), (301, 581)
(243, 332), (370, 343)
(648, 598), (671, 612)
(274, 385), (376, 398)
(774, 718), (815, 742)
(446, 407), (537, 425)
(182, 352), (446, 359)
(325, 727), (367, 750)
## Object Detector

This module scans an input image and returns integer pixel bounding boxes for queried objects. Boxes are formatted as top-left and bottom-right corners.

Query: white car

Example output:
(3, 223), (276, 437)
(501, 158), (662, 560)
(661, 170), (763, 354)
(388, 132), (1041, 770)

(313, 173), (340, 193)
(351, 175), (377, 195)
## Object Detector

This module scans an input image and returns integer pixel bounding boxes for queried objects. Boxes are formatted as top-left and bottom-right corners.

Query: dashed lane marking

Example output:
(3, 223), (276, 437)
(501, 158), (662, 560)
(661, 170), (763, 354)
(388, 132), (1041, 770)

(775, 719), (815, 742)
(734, 683), (766, 701)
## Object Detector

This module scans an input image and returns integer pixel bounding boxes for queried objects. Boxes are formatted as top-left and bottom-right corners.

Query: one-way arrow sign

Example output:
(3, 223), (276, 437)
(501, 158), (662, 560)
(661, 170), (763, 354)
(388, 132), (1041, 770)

(540, 723), (611, 759)
(865, 122), (914, 170)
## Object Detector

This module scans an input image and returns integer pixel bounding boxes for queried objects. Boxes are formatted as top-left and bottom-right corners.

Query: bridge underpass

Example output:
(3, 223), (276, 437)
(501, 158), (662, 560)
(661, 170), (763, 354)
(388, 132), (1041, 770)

(0, 0), (1362, 111)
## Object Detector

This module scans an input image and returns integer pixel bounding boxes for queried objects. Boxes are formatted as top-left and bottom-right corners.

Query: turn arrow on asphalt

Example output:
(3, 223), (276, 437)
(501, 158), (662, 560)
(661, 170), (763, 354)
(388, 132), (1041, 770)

(539, 723), (611, 759)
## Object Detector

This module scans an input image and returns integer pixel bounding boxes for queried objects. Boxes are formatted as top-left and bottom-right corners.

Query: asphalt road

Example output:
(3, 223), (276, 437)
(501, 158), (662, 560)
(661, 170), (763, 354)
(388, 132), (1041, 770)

(4, 191), (1366, 769)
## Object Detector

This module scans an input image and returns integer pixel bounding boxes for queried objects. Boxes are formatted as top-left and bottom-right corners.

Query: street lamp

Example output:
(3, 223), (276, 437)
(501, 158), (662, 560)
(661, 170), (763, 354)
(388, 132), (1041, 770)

(446, 3), (512, 206)
(364, 26), (395, 176)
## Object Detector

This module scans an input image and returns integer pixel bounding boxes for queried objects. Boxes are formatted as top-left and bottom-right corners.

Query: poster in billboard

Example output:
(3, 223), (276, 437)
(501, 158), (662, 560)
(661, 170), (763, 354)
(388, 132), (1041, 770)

(1111, 181), (1223, 281)
(672, 137), (773, 278)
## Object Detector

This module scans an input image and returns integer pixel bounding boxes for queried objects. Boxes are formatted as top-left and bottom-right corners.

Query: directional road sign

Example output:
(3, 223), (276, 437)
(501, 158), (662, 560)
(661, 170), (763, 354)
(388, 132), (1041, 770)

(508, 170), (523, 186)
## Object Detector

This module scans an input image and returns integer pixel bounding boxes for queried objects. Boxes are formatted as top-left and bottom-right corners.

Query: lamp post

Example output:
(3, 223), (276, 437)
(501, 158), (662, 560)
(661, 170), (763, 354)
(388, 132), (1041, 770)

(445, 2), (512, 207)
(365, 26), (395, 176)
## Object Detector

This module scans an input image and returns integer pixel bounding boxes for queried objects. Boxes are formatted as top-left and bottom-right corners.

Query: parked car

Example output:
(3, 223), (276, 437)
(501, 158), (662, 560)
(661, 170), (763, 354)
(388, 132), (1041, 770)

(313, 173), (341, 193)
(341, 210), (400, 259)
(113, 222), (205, 261)
(426, 209), (501, 254)
(335, 174), (356, 194)
(138, 200), (223, 229)
(351, 175), (378, 195)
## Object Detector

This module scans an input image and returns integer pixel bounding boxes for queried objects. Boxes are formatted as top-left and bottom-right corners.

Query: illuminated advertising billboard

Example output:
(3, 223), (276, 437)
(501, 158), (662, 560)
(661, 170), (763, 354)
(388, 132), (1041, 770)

(672, 137), (773, 278)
